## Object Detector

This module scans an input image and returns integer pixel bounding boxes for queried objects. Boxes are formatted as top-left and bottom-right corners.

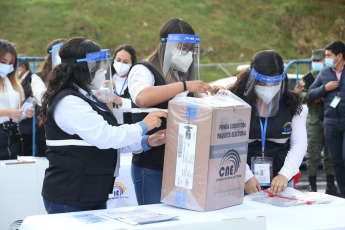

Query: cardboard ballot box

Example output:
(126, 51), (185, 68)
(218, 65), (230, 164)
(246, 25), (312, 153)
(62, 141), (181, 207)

(161, 92), (251, 211)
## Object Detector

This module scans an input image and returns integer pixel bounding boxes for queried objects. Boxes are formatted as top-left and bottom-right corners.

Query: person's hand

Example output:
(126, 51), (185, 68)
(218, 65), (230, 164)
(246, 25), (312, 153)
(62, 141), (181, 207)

(142, 111), (168, 131)
(186, 80), (215, 95)
(6, 108), (23, 120)
(147, 129), (166, 147)
(113, 94), (122, 105)
(211, 85), (224, 94)
(245, 176), (261, 194)
(270, 174), (288, 196)
(101, 80), (116, 89)
(24, 108), (35, 118)
(325, 81), (339, 91)
(314, 98), (322, 104)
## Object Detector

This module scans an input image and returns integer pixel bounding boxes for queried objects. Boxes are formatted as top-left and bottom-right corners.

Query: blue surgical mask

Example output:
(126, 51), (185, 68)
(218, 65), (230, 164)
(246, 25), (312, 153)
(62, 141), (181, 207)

(312, 62), (324, 72)
(325, 56), (339, 68)
(0, 63), (14, 78)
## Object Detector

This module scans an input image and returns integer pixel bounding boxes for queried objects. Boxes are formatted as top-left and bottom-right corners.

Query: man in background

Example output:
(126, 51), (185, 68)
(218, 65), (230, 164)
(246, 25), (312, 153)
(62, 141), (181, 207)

(297, 49), (339, 196)
(308, 41), (345, 198)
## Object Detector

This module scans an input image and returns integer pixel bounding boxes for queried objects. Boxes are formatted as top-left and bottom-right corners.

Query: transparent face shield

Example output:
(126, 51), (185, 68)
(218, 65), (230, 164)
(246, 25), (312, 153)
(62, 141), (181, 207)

(244, 67), (286, 117)
(163, 34), (200, 81)
(49, 42), (63, 68)
(77, 49), (114, 103)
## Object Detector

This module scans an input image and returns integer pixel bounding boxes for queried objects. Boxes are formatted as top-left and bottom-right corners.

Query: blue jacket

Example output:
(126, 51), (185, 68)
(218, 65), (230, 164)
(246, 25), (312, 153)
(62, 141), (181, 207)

(307, 65), (345, 125)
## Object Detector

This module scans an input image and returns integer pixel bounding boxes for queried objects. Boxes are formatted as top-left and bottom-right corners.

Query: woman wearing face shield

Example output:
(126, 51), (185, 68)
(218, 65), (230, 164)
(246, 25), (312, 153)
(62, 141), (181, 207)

(38, 37), (167, 214)
(127, 18), (215, 205)
(110, 44), (137, 125)
(0, 40), (35, 160)
(31, 38), (66, 156)
(226, 50), (307, 196)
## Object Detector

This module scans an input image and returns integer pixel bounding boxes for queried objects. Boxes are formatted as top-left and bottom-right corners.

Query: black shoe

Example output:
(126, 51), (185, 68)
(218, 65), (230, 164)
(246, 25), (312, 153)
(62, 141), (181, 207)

(308, 176), (317, 192)
(326, 175), (340, 197)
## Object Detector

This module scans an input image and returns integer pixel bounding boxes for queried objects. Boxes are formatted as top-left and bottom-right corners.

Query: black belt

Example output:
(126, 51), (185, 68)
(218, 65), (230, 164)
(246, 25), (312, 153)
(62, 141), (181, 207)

(0, 121), (18, 130)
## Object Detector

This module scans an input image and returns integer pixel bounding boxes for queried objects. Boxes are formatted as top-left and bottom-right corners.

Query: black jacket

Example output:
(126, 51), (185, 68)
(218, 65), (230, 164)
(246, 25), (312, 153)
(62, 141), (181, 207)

(19, 70), (33, 135)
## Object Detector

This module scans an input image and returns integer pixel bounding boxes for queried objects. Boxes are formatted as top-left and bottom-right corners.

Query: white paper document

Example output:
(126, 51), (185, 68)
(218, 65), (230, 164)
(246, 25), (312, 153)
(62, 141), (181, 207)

(100, 208), (178, 225)
(175, 123), (197, 189)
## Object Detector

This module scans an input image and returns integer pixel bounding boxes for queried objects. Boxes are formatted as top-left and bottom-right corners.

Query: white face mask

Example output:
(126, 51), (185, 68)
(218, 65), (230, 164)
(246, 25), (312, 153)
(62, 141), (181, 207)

(89, 69), (105, 90)
(254, 84), (281, 104)
(0, 63), (14, 78)
(171, 49), (193, 73)
(113, 60), (131, 77)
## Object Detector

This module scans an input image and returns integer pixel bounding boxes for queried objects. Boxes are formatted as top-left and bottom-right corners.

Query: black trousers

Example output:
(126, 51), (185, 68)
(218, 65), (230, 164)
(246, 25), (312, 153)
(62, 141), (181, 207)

(0, 127), (23, 160)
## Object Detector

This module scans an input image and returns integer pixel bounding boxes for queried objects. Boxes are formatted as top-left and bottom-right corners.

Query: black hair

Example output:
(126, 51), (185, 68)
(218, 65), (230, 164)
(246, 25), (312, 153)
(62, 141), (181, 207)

(19, 61), (30, 70)
(38, 37), (100, 126)
(227, 50), (302, 116)
(325, 41), (345, 60)
(110, 44), (137, 75)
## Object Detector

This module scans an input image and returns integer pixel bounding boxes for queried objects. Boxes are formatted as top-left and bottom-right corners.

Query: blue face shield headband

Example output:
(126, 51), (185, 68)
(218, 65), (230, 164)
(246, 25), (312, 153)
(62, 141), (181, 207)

(250, 67), (285, 84)
(76, 49), (111, 63)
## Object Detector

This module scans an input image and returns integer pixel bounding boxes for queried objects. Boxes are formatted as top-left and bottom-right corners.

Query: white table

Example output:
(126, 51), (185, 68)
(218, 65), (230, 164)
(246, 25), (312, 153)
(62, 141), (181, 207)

(19, 194), (345, 230)
(0, 154), (137, 230)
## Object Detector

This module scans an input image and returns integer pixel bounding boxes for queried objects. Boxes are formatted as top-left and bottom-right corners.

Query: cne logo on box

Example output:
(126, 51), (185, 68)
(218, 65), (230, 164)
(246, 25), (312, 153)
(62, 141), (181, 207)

(113, 182), (126, 197)
(219, 149), (241, 177)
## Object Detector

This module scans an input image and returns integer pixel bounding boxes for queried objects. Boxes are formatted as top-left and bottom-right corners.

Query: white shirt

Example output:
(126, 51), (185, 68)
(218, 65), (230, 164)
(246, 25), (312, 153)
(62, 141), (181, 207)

(20, 71), (29, 81)
(53, 87), (146, 177)
(0, 76), (21, 123)
(128, 64), (155, 105)
(245, 113), (307, 182)
(113, 73), (132, 124)
(31, 74), (47, 106)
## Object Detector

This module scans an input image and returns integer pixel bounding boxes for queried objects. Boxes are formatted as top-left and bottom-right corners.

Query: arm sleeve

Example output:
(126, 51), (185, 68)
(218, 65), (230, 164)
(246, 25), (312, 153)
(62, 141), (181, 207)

(54, 95), (144, 150)
(307, 73), (327, 101)
(119, 97), (132, 112)
(245, 163), (255, 183)
(30, 74), (47, 106)
(278, 114), (307, 181)
(128, 64), (155, 105)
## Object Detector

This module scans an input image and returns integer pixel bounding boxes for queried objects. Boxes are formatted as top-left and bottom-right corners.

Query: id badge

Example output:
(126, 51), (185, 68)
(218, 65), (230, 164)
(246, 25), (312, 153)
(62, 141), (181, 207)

(251, 156), (273, 186)
(330, 96), (341, 108)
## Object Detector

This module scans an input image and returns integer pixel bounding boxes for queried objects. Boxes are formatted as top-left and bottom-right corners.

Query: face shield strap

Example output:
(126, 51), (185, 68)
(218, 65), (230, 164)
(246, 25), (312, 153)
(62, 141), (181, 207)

(61, 59), (77, 64)
(49, 42), (63, 53)
(250, 67), (285, 84)
(160, 38), (167, 43)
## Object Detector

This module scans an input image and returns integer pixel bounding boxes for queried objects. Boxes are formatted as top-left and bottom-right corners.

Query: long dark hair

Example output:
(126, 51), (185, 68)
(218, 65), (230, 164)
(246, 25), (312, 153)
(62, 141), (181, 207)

(0, 40), (24, 100)
(36, 38), (66, 84)
(227, 50), (302, 116)
(38, 37), (101, 126)
(110, 44), (137, 75)
(146, 18), (195, 84)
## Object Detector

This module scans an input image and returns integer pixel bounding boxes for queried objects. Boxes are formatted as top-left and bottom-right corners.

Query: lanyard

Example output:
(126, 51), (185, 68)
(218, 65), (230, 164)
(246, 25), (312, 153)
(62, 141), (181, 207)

(114, 76), (128, 96)
(178, 72), (182, 82)
(255, 101), (271, 157)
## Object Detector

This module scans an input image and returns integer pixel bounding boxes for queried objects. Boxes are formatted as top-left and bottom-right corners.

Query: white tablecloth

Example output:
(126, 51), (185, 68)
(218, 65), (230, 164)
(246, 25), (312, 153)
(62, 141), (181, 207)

(107, 152), (138, 208)
(19, 194), (345, 230)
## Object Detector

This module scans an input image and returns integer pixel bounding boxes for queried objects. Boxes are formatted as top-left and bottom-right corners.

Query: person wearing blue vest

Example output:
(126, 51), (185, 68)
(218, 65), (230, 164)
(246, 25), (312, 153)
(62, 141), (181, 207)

(226, 50), (307, 195)
(38, 37), (167, 214)
(308, 41), (345, 198)
(128, 18), (215, 205)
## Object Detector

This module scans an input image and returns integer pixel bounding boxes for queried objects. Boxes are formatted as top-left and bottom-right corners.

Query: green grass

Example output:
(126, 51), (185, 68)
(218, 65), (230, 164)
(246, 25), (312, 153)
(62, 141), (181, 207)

(1, 0), (344, 82)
